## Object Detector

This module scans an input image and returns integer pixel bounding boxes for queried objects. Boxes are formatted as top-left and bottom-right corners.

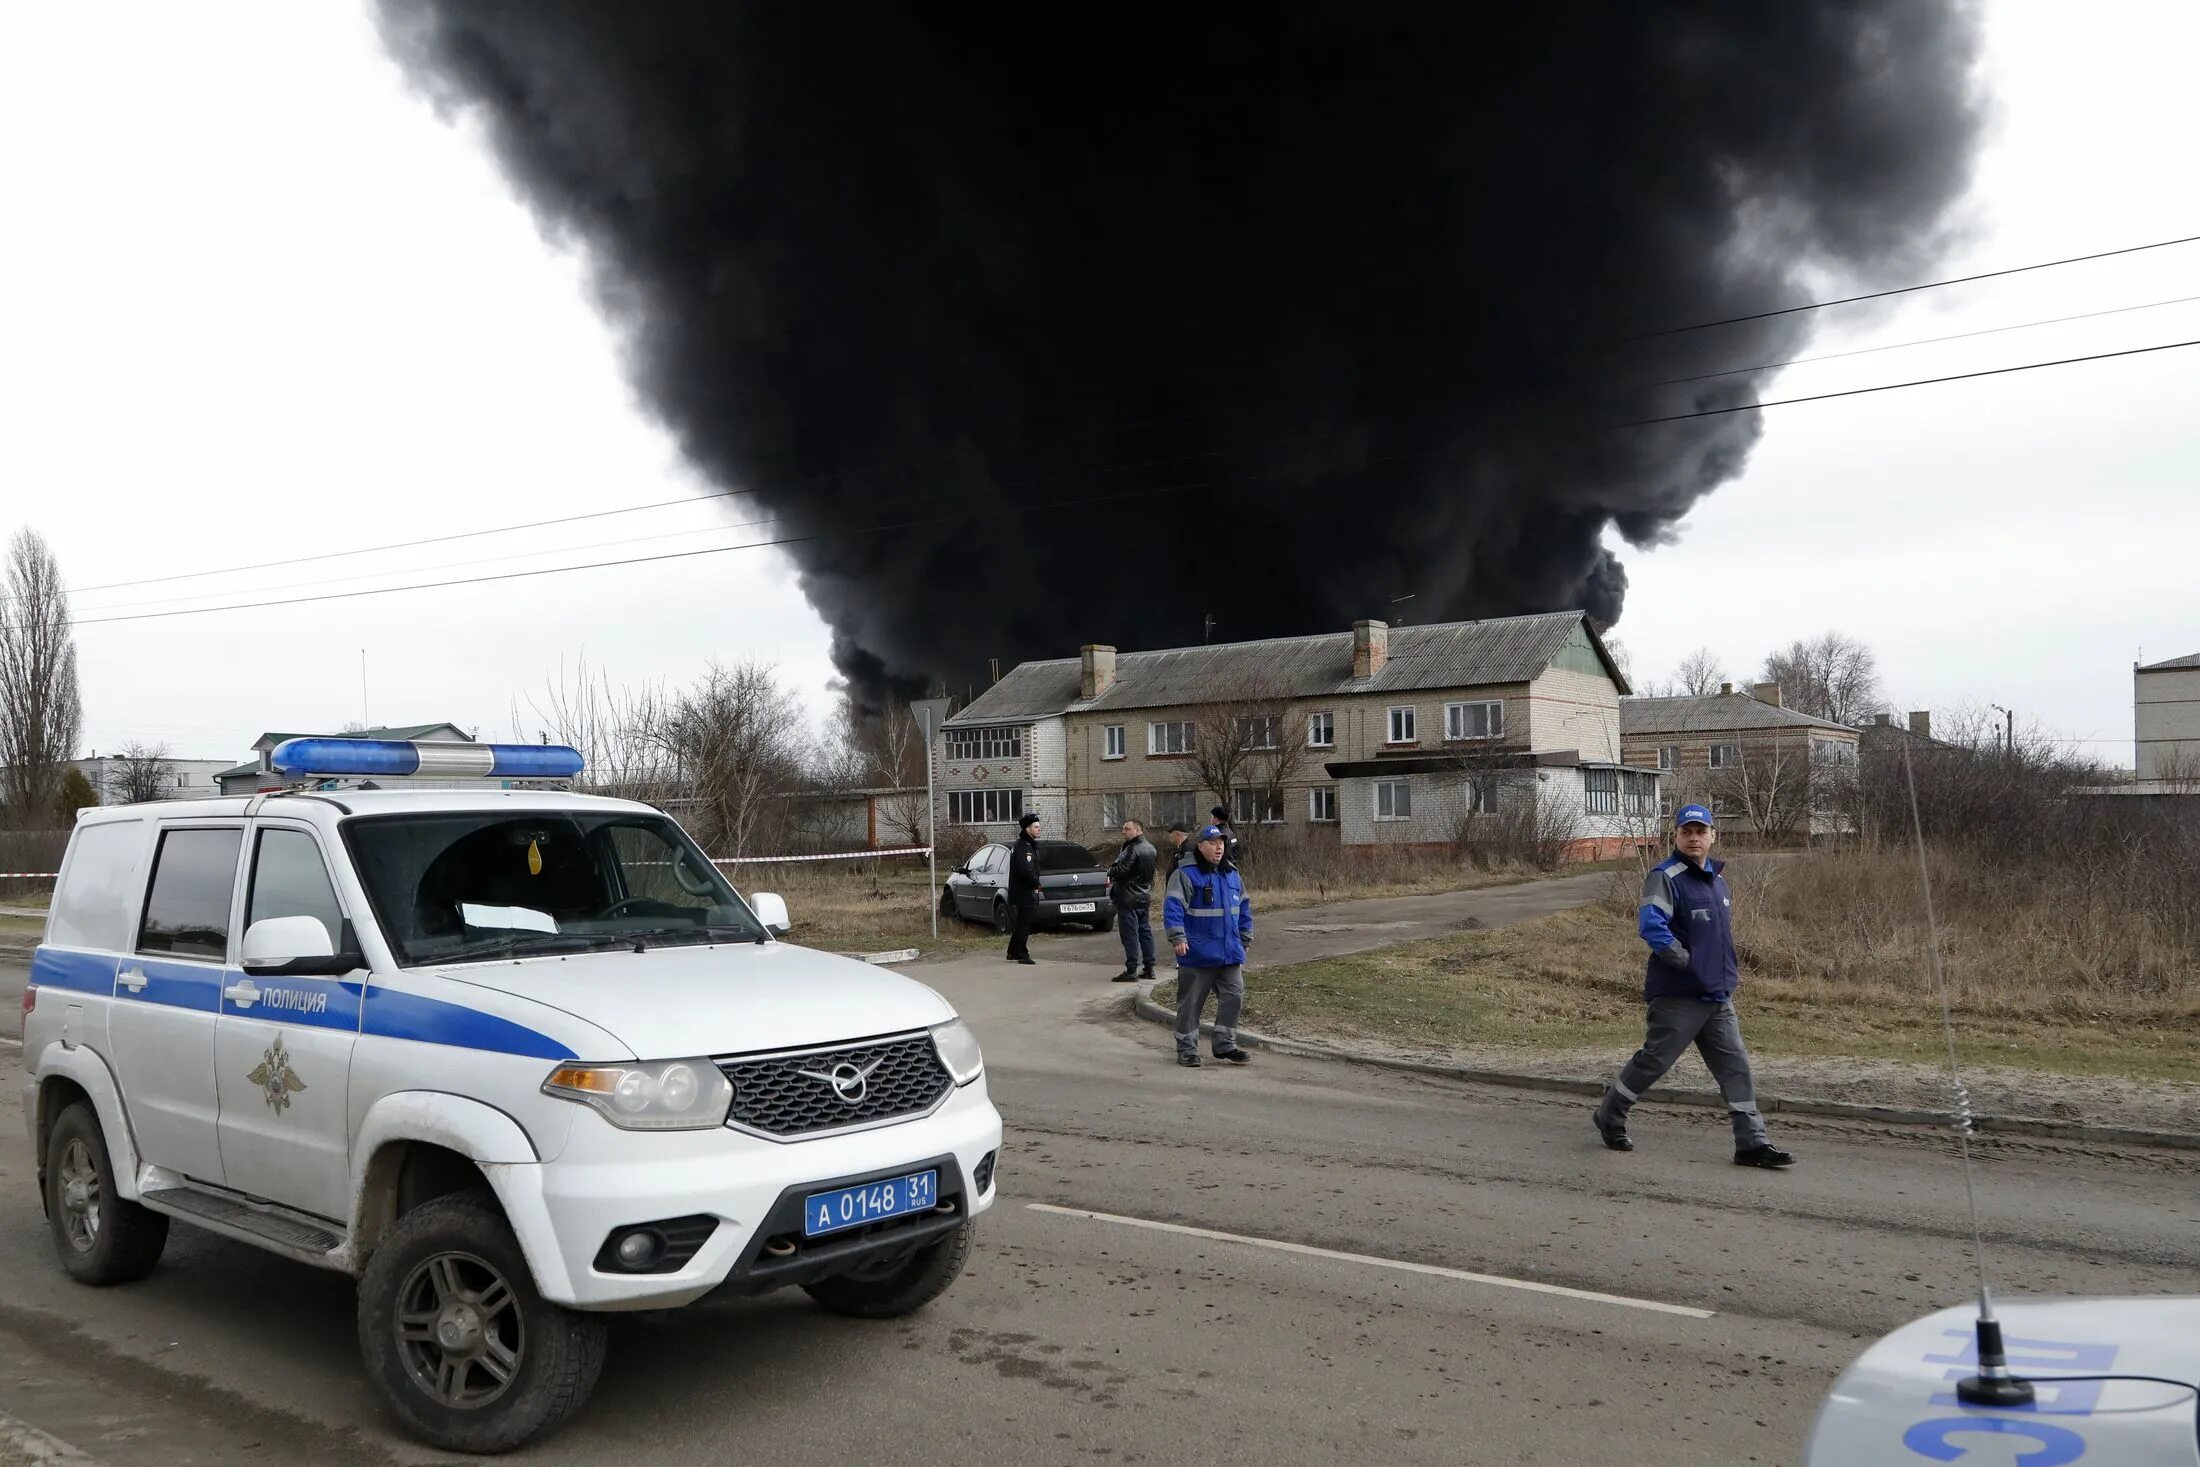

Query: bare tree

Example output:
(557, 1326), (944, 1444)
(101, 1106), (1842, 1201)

(1760, 632), (1883, 725)
(519, 654), (677, 804)
(643, 660), (807, 857)
(1180, 675), (1314, 827)
(106, 741), (179, 805)
(0, 529), (83, 826)
(1673, 646), (1728, 697)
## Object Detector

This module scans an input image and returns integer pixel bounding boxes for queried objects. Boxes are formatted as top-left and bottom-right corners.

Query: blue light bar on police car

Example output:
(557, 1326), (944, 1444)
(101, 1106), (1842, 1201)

(269, 737), (584, 780)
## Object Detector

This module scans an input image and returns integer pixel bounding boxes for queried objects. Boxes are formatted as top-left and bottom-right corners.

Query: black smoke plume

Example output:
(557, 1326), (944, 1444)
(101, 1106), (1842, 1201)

(374, 2), (1982, 705)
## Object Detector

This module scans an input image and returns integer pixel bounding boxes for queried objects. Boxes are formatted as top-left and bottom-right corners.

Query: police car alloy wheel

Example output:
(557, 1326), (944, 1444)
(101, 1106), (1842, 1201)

(358, 1192), (608, 1454)
(803, 1218), (975, 1319)
(42, 1103), (169, 1287)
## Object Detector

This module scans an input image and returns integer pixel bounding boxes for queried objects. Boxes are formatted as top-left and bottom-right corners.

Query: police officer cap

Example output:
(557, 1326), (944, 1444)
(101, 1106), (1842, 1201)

(1019, 812), (1041, 829)
(1211, 804), (1229, 819)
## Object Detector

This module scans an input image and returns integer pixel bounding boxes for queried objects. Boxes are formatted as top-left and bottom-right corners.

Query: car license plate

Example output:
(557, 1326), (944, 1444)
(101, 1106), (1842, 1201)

(803, 1169), (939, 1238)
(1058, 902), (1096, 914)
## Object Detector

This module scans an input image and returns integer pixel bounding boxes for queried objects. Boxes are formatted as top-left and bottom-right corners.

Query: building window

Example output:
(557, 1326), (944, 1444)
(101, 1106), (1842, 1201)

(175, 773), (189, 788)
(946, 725), (1022, 762)
(1152, 790), (1200, 829)
(948, 789), (1025, 825)
(1709, 744), (1741, 770)
(1658, 745), (1678, 771)
(1584, 768), (1619, 815)
(1309, 785), (1338, 823)
(1103, 724), (1126, 760)
(1375, 779), (1413, 820)
(1386, 707), (1418, 745)
(1308, 712), (1335, 748)
(1233, 788), (1284, 825)
(1813, 737), (1858, 766)
(1620, 769), (1659, 816)
(1236, 715), (1280, 751)
(1149, 721), (1196, 756)
(1462, 775), (1499, 816)
(1100, 793), (1126, 828)
(1444, 700), (1504, 741)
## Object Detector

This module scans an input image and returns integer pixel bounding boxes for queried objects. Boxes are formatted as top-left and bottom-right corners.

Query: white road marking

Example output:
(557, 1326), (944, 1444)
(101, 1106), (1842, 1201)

(1026, 1203), (1715, 1319)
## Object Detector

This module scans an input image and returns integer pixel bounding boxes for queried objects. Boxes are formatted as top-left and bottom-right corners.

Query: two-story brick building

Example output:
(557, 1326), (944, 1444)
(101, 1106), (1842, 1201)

(935, 612), (1662, 859)
(1620, 684), (1861, 837)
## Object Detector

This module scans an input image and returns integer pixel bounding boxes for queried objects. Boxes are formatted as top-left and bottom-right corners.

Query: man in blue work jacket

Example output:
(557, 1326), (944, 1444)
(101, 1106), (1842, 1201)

(1593, 805), (1794, 1168)
(1163, 824), (1254, 1068)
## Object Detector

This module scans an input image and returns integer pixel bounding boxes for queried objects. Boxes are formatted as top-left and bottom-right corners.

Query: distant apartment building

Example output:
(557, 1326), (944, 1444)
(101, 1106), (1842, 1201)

(934, 612), (1662, 859)
(2135, 652), (2200, 783)
(1621, 683), (1861, 838)
(70, 754), (233, 804)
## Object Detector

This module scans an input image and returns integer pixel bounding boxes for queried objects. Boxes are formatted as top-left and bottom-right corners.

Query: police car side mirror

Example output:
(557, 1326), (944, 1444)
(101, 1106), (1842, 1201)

(242, 915), (363, 977)
(749, 892), (792, 936)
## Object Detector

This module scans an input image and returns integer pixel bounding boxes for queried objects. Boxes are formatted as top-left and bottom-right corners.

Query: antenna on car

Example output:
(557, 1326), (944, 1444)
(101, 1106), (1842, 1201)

(1902, 739), (2035, 1409)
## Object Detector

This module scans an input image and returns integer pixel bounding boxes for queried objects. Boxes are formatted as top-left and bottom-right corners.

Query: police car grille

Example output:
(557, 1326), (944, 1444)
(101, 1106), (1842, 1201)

(717, 1034), (952, 1137)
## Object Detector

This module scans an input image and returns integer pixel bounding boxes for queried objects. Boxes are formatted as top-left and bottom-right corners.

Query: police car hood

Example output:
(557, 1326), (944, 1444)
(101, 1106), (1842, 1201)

(437, 940), (955, 1060)
(1803, 1296), (2200, 1465)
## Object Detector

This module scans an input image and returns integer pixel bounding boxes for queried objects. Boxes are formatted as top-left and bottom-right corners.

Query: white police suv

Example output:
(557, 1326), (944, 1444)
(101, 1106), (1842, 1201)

(20, 738), (1002, 1453)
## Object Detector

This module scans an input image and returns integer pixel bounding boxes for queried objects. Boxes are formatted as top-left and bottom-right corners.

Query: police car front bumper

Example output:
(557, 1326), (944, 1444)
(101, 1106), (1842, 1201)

(500, 1074), (1003, 1310)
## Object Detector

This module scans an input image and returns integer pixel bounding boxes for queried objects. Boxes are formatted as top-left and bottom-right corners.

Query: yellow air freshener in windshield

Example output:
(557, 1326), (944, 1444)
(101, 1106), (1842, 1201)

(527, 839), (543, 876)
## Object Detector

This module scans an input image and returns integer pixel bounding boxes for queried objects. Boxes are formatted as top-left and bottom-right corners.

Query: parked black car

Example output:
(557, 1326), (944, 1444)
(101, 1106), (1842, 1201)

(941, 839), (1115, 933)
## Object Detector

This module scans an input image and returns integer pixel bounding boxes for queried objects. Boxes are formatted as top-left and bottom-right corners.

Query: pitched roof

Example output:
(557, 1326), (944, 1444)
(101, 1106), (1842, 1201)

(1621, 692), (1857, 737)
(2138, 652), (2200, 672)
(253, 722), (471, 749)
(947, 612), (1619, 725)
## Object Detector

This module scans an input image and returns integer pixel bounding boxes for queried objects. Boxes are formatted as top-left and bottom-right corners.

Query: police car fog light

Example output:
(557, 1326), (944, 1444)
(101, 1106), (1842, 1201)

(613, 1230), (662, 1269)
(544, 1058), (734, 1130)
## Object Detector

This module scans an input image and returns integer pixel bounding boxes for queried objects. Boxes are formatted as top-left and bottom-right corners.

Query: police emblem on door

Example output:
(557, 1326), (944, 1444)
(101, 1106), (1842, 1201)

(246, 1035), (308, 1114)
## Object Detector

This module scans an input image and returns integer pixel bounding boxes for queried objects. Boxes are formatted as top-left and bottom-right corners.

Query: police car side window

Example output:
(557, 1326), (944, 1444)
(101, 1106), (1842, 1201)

(137, 827), (243, 960)
(248, 828), (345, 951)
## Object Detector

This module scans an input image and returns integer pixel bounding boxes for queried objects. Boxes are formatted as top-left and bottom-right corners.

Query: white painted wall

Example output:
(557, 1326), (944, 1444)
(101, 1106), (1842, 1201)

(2137, 665), (2200, 780)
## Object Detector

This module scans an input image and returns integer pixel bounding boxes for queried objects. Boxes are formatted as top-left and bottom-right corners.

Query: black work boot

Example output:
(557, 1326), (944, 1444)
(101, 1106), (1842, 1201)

(1593, 1108), (1634, 1152)
(1112, 968), (1139, 983)
(1734, 1144), (1796, 1168)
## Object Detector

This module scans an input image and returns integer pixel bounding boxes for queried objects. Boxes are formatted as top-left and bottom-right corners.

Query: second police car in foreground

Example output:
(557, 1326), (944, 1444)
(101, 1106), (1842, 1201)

(20, 738), (1003, 1453)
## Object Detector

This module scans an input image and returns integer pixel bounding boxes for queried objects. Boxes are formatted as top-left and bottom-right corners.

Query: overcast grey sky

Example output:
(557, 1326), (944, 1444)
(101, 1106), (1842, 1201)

(3, 3), (2195, 769)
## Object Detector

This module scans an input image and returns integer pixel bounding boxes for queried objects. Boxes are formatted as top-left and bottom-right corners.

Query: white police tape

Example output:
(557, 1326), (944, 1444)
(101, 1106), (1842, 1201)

(711, 847), (931, 866)
(2, 848), (934, 882)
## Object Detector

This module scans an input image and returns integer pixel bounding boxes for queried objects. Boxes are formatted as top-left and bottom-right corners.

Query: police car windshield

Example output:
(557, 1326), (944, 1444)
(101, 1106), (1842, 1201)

(342, 811), (766, 967)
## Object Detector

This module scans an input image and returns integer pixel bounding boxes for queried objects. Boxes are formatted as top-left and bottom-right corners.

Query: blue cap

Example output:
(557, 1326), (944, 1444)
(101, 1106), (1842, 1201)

(1198, 824), (1226, 841)
(1674, 803), (1715, 829)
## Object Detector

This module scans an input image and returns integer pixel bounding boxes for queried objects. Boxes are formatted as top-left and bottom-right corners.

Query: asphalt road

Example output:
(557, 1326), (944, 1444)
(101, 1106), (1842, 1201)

(4, 930), (2198, 1465)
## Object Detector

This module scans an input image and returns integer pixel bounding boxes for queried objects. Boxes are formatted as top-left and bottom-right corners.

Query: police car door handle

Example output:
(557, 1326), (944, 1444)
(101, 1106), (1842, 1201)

(117, 968), (148, 993)
(224, 978), (260, 1009)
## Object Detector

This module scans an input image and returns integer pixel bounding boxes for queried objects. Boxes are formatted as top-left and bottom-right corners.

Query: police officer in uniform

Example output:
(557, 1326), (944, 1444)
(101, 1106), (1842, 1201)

(1004, 811), (1043, 965)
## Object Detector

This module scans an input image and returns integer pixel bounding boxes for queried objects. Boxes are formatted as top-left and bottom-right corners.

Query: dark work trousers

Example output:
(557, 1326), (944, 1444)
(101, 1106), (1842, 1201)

(1175, 965), (1245, 1058)
(1595, 996), (1770, 1149)
(1006, 896), (1037, 960)
(1118, 902), (1155, 972)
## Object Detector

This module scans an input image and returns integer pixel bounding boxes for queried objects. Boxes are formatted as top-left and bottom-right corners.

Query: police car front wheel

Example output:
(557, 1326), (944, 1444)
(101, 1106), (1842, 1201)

(359, 1191), (608, 1454)
(43, 1102), (168, 1287)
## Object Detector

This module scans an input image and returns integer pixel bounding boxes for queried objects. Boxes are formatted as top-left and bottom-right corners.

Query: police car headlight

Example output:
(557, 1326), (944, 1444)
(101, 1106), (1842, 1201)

(544, 1059), (732, 1130)
(931, 1020), (984, 1085)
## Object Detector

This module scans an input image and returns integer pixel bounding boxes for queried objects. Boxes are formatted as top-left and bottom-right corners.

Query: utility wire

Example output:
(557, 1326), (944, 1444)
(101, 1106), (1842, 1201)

(1621, 337), (2200, 427)
(1617, 232), (2200, 343)
(1643, 293), (2200, 389)
(26, 330), (2196, 634)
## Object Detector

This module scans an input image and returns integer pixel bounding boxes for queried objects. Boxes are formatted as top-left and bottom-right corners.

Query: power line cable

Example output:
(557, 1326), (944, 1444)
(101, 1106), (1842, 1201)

(1618, 232), (2200, 343)
(24, 330), (2195, 634)
(1621, 337), (2200, 427)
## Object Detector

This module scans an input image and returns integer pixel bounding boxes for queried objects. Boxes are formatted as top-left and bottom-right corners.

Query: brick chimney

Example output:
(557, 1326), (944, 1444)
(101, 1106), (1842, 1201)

(1352, 620), (1389, 678)
(1874, 712), (1892, 726)
(1908, 710), (1932, 739)
(1080, 644), (1117, 700)
(1720, 681), (1734, 696)
(1753, 682), (1783, 708)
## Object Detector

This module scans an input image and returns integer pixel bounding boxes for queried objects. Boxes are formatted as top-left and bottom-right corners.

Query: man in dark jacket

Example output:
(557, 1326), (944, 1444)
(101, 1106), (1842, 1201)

(1163, 825), (1254, 1067)
(1593, 805), (1793, 1167)
(1161, 823), (1192, 877)
(1106, 818), (1158, 983)
(1208, 805), (1244, 866)
(1005, 812), (1043, 965)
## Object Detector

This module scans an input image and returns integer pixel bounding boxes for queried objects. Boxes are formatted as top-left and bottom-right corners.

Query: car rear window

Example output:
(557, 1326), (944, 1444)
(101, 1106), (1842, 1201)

(1035, 841), (1097, 872)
